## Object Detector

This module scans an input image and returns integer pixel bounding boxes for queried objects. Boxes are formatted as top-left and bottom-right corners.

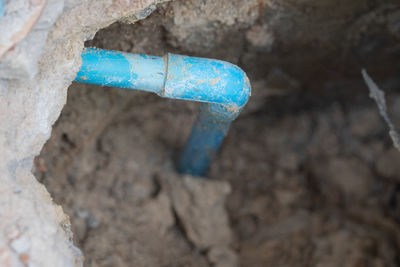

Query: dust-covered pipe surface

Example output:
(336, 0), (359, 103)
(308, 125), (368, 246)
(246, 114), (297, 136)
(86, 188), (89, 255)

(75, 47), (251, 176)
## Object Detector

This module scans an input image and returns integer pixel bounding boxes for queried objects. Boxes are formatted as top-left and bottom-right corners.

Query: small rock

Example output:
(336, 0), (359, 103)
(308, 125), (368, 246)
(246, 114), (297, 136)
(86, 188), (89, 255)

(349, 108), (383, 139)
(376, 148), (400, 180)
(312, 157), (374, 200)
(164, 174), (233, 250)
(140, 193), (175, 236)
(207, 246), (239, 267)
(246, 24), (275, 49)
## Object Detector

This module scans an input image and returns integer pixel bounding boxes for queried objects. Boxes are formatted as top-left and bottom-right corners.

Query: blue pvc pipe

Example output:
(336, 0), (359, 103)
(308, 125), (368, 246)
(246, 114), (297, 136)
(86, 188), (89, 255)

(177, 103), (233, 175)
(75, 48), (251, 176)
(76, 49), (165, 93)
(0, 0), (5, 18)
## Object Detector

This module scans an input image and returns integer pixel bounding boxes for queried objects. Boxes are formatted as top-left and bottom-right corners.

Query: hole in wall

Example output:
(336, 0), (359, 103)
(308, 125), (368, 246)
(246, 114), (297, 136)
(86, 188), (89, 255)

(33, 1), (400, 266)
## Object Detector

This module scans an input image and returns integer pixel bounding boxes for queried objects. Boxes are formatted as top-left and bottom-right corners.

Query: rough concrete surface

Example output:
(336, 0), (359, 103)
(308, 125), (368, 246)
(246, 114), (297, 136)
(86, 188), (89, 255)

(0, 0), (167, 266)
(1, 0), (400, 266)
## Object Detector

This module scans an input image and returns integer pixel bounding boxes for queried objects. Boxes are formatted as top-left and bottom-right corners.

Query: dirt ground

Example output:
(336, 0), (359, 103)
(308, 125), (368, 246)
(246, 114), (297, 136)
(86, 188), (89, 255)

(34, 1), (400, 266)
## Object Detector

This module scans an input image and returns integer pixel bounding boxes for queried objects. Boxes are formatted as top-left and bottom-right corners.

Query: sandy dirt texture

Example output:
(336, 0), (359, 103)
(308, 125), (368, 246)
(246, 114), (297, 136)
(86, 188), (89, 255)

(36, 81), (400, 267)
(29, 0), (400, 266)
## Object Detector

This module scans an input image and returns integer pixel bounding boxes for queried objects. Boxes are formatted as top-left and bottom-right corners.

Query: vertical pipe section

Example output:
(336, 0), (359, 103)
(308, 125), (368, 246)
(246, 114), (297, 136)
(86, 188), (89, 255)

(165, 53), (250, 176)
(177, 103), (233, 175)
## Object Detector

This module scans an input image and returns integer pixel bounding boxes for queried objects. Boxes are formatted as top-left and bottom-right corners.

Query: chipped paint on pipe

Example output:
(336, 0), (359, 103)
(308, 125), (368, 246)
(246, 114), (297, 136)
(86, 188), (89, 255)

(76, 48), (165, 93)
(75, 47), (251, 176)
(164, 54), (250, 115)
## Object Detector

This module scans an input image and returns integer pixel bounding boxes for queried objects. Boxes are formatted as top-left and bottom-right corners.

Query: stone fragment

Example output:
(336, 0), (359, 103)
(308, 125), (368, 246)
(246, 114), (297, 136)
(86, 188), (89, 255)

(164, 174), (233, 250)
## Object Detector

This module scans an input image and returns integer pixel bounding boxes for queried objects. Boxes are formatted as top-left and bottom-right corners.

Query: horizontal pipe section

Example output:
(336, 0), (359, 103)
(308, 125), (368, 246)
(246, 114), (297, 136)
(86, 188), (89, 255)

(75, 47), (251, 176)
(76, 48), (165, 94)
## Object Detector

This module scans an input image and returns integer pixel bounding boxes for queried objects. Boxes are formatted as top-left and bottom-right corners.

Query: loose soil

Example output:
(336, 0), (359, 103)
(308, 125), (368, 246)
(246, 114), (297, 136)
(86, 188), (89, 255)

(34, 2), (400, 266)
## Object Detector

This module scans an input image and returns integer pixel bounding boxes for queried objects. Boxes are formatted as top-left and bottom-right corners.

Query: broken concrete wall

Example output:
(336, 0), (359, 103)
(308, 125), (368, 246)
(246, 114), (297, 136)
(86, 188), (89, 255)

(0, 0), (166, 266)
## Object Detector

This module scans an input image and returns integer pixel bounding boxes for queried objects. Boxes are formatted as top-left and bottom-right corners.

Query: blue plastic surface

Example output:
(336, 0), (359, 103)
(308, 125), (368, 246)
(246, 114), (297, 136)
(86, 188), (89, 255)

(176, 103), (232, 175)
(76, 48), (165, 93)
(75, 48), (251, 176)
(165, 54), (250, 110)
(0, 0), (5, 18)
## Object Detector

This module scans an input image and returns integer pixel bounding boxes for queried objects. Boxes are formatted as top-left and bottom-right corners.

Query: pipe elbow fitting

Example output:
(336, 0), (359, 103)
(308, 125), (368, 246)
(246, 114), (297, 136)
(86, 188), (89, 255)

(163, 54), (251, 121)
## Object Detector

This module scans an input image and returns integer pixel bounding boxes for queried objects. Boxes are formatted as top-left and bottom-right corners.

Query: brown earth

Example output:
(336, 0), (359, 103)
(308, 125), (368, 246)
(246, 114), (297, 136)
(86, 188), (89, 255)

(34, 1), (400, 266)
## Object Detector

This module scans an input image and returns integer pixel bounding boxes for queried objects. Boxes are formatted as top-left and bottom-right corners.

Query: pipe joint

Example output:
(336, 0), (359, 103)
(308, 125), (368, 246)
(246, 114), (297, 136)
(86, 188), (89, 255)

(163, 53), (251, 121)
